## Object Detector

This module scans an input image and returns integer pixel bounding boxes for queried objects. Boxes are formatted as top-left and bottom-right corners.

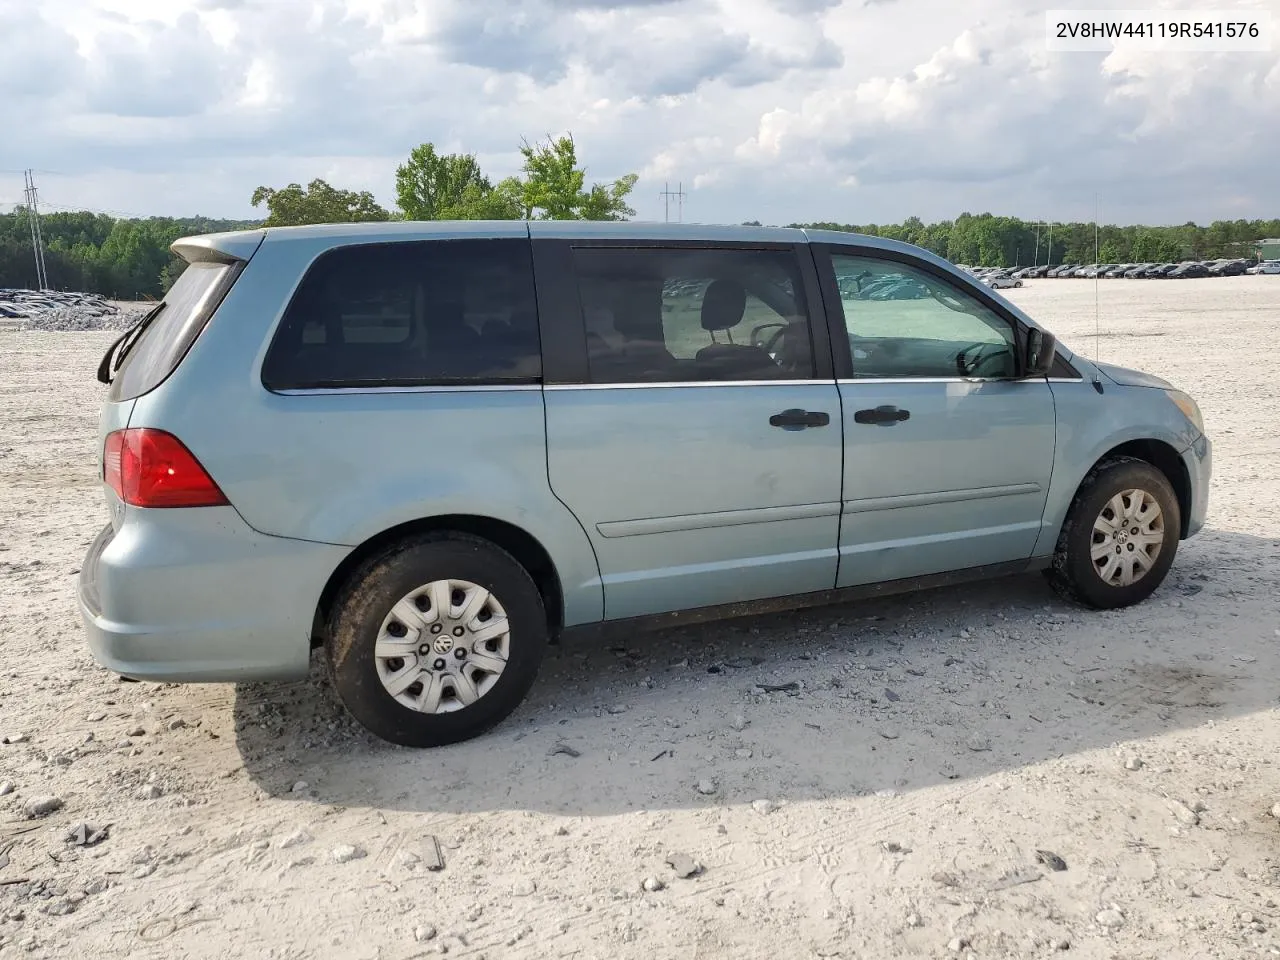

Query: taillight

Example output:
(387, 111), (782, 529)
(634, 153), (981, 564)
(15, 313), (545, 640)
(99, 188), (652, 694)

(102, 429), (228, 508)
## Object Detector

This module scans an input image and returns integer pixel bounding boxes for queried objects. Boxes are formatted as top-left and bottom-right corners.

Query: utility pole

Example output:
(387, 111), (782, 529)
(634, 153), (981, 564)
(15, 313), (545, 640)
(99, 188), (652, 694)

(23, 170), (49, 290)
(659, 181), (687, 223)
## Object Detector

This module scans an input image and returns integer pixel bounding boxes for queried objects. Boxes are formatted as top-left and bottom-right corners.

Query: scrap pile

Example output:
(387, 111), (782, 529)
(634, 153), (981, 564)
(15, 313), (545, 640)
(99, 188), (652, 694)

(0, 289), (147, 332)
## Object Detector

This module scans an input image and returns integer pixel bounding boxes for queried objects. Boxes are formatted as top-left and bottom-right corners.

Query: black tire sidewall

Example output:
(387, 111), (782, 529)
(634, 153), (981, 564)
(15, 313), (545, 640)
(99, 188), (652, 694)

(327, 535), (548, 747)
(1058, 460), (1181, 609)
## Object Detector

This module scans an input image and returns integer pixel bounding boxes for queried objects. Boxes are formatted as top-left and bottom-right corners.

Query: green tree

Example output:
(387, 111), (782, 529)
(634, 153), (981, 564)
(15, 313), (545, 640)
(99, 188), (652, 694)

(505, 134), (638, 221)
(394, 144), (520, 220)
(250, 179), (390, 227)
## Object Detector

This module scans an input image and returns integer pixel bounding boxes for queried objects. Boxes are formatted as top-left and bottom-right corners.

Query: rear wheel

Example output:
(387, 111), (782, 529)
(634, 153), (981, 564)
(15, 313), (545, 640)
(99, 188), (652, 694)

(1045, 457), (1181, 609)
(327, 533), (548, 747)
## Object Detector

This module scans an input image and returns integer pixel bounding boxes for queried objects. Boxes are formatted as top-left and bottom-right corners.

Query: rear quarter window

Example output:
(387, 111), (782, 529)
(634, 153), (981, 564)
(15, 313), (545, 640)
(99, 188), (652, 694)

(108, 261), (237, 402)
(261, 239), (541, 390)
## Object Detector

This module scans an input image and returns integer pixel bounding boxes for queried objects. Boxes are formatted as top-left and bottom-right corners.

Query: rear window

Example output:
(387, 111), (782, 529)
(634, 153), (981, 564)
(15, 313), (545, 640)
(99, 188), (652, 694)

(261, 239), (540, 390)
(108, 261), (236, 401)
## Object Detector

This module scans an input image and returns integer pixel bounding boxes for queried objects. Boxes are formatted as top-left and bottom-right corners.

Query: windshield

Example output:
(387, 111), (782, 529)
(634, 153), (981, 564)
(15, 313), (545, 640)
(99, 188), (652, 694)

(107, 261), (234, 401)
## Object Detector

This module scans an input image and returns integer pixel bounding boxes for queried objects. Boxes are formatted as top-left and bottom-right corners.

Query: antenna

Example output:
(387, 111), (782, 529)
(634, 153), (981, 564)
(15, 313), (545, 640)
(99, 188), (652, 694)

(1094, 193), (1101, 363)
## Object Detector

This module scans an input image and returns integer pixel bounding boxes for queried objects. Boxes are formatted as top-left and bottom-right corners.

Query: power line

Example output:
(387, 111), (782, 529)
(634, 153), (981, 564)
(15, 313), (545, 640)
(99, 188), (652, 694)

(659, 181), (687, 223)
(23, 170), (49, 290)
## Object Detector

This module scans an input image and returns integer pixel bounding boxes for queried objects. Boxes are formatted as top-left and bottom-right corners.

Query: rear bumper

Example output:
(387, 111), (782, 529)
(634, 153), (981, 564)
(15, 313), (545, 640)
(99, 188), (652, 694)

(1182, 431), (1211, 538)
(78, 509), (349, 682)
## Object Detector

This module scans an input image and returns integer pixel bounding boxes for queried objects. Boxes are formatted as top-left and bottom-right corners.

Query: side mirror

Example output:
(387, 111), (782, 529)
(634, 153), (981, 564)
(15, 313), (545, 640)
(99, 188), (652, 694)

(1025, 328), (1057, 378)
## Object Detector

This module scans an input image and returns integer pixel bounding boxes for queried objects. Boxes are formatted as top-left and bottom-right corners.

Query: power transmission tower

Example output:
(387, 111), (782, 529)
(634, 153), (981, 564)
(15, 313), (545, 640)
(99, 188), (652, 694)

(23, 170), (49, 290)
(659, 181), (687, 223)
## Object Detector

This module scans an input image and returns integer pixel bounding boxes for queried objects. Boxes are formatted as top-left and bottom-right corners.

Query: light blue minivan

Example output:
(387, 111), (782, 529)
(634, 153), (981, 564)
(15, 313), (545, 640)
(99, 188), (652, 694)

(80, 222), (1211, 746)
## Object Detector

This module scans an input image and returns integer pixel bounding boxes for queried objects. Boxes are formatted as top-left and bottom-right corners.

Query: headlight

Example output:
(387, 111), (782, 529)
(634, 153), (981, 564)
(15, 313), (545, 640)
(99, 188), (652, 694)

(1166, 389), (1204, 434)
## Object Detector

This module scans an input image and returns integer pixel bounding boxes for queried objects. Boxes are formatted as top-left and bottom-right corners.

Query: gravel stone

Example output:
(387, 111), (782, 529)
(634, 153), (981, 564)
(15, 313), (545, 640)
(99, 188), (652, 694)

(512, 878), (536, 896)
(291, 781), (309, 794)
(1170, 801), (1200, 826)
(641, 876), (665, 892)
(331, 845), (365, 864)
(696, 779), (718, 796)
(21, 796), (62, 818)
(125, 726), (146, 738)
(1096, 908), (1125, 929)
(752, 799), (777, 815)
(1124, 756), (1144, 771)
(414, 925), (437, 942)
(138, 784), (163, 800)
(947, 936), (970, 952)
(279, 829), (312, 849)
(0, 781), (13, 796)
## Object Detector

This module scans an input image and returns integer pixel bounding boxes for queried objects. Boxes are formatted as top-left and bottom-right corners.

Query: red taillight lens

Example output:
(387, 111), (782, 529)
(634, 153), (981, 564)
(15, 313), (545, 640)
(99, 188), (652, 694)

(102, 429), (228, 508)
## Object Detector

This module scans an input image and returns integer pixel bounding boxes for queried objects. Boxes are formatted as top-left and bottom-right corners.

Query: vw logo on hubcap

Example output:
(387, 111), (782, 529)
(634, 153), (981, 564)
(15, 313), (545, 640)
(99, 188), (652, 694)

(433, 635), (455, 654)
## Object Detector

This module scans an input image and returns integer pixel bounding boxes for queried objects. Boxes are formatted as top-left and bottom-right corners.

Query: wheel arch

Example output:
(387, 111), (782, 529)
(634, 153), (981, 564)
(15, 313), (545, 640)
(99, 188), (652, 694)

(312, 515), (565, 647)
(1083, 438), (1192, 537)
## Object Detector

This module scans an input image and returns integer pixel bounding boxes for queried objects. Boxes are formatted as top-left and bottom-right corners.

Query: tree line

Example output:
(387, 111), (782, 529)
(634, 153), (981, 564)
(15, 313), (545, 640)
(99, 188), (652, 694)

(783, 213), (1280, 268)
(2, 132), (1276, 297)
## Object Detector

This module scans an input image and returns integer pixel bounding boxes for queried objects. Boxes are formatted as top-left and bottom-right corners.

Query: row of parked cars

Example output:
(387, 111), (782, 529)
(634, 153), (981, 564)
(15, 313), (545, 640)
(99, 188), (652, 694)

(960, 258), (1279, 285)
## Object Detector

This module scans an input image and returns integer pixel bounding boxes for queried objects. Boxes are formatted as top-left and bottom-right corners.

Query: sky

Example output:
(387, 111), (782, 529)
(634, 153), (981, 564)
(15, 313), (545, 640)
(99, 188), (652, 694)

(1, 0), (1277, 227)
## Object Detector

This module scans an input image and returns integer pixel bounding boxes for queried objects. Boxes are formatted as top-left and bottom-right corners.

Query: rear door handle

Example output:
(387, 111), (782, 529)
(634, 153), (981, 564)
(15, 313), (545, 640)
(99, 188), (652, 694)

(769, 408), (831, 431)
(854, 405), (910, 426)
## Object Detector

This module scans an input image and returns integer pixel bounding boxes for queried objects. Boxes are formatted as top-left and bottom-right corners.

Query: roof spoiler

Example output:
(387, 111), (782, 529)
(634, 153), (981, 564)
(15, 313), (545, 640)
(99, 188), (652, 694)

(171, 230), (266, 265)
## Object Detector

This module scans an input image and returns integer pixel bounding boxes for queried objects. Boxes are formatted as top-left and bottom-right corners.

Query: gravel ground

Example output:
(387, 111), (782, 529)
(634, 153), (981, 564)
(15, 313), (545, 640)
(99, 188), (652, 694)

(0, 277), (1278, 960)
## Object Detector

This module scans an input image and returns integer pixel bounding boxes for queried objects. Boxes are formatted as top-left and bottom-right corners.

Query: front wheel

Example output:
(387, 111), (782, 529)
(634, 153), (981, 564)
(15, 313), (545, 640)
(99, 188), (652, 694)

(326, 533), (548, 747)
(1045, 457), (1181, 609)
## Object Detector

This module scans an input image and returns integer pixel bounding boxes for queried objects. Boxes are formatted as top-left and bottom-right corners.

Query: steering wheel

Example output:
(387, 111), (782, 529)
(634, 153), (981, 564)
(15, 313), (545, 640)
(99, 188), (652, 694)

(955, 342), (1009, 378)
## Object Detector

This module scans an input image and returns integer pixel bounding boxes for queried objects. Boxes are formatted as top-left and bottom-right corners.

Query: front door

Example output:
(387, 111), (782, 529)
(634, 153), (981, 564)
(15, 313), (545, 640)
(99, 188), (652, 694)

(813, 246), (1058, 588)
(539, 238), (844, 621)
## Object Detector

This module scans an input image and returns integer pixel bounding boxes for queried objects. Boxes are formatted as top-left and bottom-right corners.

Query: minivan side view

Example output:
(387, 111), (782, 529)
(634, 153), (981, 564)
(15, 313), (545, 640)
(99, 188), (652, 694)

(79, 222), (1211, 747)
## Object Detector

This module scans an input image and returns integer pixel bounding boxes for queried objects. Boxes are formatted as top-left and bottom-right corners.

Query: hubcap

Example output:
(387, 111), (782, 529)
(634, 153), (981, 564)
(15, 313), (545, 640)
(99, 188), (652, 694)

(373, 579), (511, 714)
(1090, 488), (1165, 587)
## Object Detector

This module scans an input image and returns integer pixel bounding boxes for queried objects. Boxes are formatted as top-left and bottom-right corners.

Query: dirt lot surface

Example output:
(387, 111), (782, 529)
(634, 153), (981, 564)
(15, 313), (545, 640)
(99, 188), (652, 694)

(1, 277), (1278, 960)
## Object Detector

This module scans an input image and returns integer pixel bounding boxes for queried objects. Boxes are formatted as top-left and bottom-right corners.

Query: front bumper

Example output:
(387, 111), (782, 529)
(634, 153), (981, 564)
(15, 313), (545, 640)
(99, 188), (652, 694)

(78, 508), (349, 682)
(1182, 431), (1212, 538)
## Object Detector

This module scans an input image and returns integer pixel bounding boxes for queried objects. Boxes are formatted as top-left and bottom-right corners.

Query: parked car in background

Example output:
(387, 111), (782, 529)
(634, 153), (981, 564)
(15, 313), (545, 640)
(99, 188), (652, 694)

(1123, 264), (1150, 278)
(983, 273), (1023, 289)
(1248, 260), (1280, 275)
(79, 221), (1213, 747)
(1169, 262), (1209, 278)
(1208, 259), (1248, 277)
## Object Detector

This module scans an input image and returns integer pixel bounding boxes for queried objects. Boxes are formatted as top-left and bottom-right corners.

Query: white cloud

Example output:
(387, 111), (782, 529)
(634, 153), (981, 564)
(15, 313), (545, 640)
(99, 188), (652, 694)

(1, 0), (1277, 226)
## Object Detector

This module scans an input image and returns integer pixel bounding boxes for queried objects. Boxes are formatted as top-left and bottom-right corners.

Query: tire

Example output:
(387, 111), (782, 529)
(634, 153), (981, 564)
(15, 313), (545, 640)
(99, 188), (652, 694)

(1045, 457), (1181, 610)
(1014, 281), (1023, 287)
(326, 533), (548, 747)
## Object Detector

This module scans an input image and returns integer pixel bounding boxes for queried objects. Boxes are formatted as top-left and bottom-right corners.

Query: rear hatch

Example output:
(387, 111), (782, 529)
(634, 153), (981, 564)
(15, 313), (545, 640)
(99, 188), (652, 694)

(95, 231), (263, 530)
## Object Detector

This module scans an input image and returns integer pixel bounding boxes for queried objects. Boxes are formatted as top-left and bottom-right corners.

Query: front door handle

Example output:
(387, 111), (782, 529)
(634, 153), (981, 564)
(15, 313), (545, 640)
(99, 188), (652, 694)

(769, 408), (831, 431)
(854, 405), (911, 426)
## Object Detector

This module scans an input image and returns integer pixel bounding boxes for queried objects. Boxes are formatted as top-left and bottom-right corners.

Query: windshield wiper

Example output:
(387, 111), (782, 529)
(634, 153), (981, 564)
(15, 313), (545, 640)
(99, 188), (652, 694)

(96, 302), (165, 385)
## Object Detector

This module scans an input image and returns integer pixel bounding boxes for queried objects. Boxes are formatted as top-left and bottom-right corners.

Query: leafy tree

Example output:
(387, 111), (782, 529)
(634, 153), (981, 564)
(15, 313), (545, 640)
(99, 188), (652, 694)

(395, 145), (520, 220)
(505, 134), (638, 221)
(250, 179), (390, 227)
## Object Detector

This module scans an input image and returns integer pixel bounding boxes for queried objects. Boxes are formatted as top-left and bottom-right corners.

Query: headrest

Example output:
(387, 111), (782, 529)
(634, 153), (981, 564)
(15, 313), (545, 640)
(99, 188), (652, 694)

(700, 280), (747, 332)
